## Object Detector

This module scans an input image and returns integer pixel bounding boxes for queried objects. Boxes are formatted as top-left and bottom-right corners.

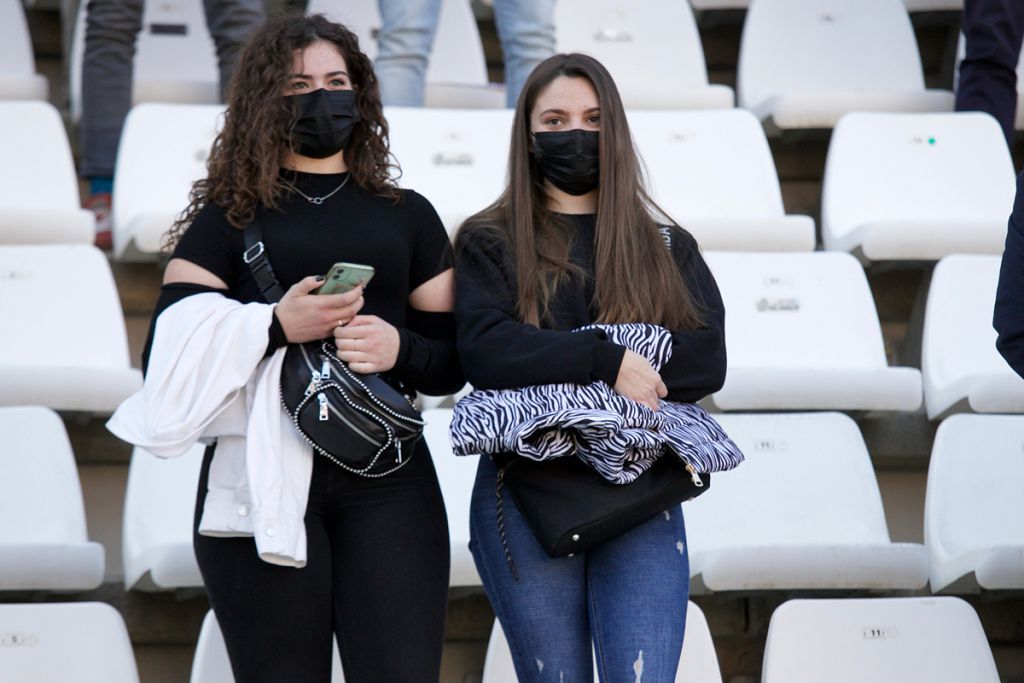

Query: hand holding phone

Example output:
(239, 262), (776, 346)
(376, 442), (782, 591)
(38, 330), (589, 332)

(317, 262), (375, 295)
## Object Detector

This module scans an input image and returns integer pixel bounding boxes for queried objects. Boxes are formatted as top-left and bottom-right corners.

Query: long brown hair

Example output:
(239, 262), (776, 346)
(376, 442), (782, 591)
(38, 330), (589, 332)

(455, 53), (701, 330)
(164, 13), (398, 250)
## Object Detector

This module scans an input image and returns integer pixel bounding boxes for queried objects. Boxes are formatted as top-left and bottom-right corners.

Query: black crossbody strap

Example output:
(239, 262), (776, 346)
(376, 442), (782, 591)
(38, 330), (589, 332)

(242, 219), (286, 304)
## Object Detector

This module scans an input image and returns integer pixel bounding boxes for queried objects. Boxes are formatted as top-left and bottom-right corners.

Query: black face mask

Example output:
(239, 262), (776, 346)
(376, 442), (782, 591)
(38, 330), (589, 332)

(290, 88), (361, 159)
(532, 129), (600, 196)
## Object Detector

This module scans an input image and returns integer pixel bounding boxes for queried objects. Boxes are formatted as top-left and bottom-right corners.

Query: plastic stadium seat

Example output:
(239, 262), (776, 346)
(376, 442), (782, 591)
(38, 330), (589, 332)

(0, 101), (94, 244)
(122, 445), (205, 591)
(925, 414), (1024, 592)
(422, 408), (481, 586)
(481, 602), (722, 683)
(822, 112), (1015, 261)
(628, 109), (815, 251)
(385, 106), (513, 234)
(686, 412), (929, 591)
(922, 255), (1024, 419)
(0, 406), (104, 591)
(190, 609), (345, 683)
(0, 0), (49, 100)
(0, 245), (142, 413)
(761, 597), (1000, 683)
(0, 602), (139, 682)
(737, 0), (954, 132)
(113, 103), (223, 259)
(555, 0), (734, 109)
(309, 0), (504, 108)
(69, 0), (220, 121)
(704, 252), (922, 412)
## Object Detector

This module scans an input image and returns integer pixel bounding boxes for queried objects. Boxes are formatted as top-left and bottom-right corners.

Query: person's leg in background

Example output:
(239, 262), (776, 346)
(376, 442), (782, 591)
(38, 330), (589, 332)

(203, 0), (266, 99)
(374, 0), (442, 106)
(956, 0), (1024, 147)
(491, 0), (555, 108)
(79, 0), (143, 249)
(587, 507), (689, 682)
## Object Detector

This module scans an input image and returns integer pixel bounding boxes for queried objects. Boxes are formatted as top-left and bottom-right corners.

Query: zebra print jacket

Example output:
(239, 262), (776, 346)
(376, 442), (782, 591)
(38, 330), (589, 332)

(449, 323), (744, 484)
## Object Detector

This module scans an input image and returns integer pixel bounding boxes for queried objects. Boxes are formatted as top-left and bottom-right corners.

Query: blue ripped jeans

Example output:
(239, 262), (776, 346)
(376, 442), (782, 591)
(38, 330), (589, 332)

(469, 455), (689, 683)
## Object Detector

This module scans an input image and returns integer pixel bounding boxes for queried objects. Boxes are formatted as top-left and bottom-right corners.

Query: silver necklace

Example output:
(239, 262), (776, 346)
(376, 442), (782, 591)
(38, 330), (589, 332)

(287, 173), (350, 205)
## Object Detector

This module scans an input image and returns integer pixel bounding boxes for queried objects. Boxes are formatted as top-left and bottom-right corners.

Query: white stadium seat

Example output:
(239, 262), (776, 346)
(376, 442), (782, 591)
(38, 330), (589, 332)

(628, 109), (815, 251)
(69, 0), (221, 121)
(481, 602), (722, 683)
(822, 112), (1016, 261)
(0, 245), (142, 413)
(113, 103), (223, 259)
(309, 0), (504, 108)
(122, 445), (205, 591)
(762, 597), (1000, 683)
(190, 609), (345, 683)
(922, 255), (1024, 418)
(422, 408), (481, 586)
(0, 101), (94, 244)
(0, 406), (104, 591)
(555, 0), (734, 109)
(384, 106), (513, 234)
(737, 0), (954, 132)
(0, 0), (49, 100)
(705, 251), (922, 412)
(0, 602), (139, 683)
(686, 412), (929, 591)
(925, 414), (1024, 592)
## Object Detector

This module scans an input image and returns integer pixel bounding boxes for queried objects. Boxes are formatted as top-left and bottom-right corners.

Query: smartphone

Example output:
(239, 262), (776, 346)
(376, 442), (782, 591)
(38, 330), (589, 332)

(317, 262), (375, 295)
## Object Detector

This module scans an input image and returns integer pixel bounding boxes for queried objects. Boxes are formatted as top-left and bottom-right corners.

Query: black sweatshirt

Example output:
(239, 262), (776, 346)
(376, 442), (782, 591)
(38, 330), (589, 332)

(454, 214), (727, 403)
(142, 170), (464, 396)
(995, 169), (1024, 379)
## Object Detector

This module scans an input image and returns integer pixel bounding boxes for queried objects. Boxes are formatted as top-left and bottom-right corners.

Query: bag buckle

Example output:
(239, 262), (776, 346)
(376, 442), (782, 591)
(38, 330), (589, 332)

(242, 241), (265, 264)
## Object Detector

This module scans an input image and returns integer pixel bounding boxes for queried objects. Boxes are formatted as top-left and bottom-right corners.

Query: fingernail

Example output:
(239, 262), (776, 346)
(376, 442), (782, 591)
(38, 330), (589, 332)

(315, 275), (325, 282)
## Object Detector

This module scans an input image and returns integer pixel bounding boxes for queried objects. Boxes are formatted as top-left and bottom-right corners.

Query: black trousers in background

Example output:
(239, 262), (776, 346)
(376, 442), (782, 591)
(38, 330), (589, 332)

(193, 441), (451, 683)
(956, 0), (1024, 147)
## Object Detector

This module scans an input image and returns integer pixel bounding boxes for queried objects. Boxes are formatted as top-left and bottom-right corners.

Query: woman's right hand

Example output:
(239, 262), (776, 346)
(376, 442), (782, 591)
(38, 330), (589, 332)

(613, 349), (668, 411)
(275, 276), (364, 343)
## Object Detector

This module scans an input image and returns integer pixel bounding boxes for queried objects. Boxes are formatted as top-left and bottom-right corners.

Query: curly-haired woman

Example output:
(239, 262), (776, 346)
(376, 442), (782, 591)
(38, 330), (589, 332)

(140, 13), (461, 682)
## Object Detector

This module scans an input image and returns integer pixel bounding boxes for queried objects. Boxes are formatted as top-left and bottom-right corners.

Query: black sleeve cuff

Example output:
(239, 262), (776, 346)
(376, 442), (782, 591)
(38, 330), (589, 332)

(591, 341), (627, 386)
(394, 326), (413, 372)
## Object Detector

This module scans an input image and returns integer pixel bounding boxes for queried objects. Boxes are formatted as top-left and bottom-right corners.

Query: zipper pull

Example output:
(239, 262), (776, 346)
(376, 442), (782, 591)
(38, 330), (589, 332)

(395, 441), (403, 464)
(305, 370), (322, 396)
(321, 358), (331, 380)
(317, 393), (329, 421)
(685, 464), (704, 488)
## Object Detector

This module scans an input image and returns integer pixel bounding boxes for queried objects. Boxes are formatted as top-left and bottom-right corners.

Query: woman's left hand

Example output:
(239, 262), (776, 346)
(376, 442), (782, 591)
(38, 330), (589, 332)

(333, 315), (401, 374)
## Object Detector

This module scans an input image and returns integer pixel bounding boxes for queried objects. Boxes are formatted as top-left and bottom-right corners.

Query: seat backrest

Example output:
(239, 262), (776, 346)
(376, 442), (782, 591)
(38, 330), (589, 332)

(0, 406), (91, 546)
(384, 106), (513, 233)
(628, 109), (787, 223)
(122, 445), (205, 590)
(925, 414), (1024, 588)
(113, 103), (224, 256)
(307, 0), (488, 86)
(0, 0), (41, 85)
(686, 412), (891, 555)
(762, 597), (1000, 683)
(0, 101), (90, 243)
(822, 112), (1015, 249)
(738, 0), (925, 111)
(0, 602), (139, 683)
(703, 251), (889, 370)
(0, 245), (132, 371)
(70, 0), (220, 120)
(554, 0), (711, 106)
(190, 610), (345, 683)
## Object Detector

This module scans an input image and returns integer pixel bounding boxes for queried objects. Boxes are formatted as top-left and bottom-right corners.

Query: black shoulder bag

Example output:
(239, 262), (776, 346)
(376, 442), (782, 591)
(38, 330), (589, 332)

(243, 221), (424, 478)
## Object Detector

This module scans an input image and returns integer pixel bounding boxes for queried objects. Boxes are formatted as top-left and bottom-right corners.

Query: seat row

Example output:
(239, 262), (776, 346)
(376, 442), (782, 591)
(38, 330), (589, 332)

(0, 596), (1001, 682)
(2, 99), (1015, 265)
(3, 0), (996, 126)
(2, 405), (1020, 596)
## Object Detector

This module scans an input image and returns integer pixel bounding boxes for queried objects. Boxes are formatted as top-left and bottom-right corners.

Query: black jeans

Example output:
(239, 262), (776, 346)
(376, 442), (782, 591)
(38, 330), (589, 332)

(193, 441), (451, 683)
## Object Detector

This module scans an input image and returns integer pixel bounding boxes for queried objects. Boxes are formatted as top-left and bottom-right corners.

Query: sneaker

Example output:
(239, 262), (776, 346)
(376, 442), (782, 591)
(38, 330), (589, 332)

(85, 192), (112, 250)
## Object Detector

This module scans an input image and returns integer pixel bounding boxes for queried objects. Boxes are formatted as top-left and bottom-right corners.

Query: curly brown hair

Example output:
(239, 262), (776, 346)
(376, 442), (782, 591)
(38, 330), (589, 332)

(163, 13), (399, 250)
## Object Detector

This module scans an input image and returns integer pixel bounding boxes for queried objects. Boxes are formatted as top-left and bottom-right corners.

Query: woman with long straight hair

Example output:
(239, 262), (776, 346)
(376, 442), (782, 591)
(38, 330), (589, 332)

(454, 53), (727, 681)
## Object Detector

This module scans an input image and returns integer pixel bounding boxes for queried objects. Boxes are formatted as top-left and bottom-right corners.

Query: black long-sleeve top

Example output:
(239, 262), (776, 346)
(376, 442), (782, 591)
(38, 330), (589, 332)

(454, 214), (727, 403)
(142, 170), (464, 396)
(995, 169), (1024, 379)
